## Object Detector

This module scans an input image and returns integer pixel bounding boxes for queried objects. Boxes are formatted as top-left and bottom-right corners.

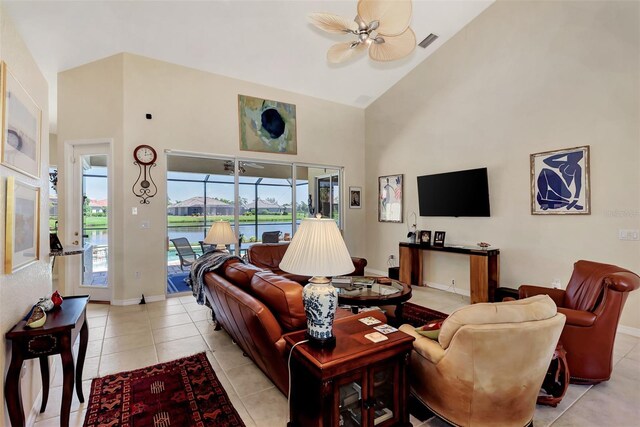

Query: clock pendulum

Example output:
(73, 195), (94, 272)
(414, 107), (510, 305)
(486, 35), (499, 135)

(132, 144), (158, 204)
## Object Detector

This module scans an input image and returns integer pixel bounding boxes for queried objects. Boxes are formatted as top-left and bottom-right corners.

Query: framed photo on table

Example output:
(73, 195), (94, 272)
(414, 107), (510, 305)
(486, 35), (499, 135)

(1, 62), (42, 179)
(349, 186), (361, 209)
(433, 231), (446, 247)
(378, 174), (403, 223)
(5, 176), (40, 273)
(419, 230), (431, 246)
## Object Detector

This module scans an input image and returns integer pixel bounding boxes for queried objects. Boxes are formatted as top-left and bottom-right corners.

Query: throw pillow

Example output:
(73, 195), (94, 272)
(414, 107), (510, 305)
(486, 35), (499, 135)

(415, 320), (444, 340)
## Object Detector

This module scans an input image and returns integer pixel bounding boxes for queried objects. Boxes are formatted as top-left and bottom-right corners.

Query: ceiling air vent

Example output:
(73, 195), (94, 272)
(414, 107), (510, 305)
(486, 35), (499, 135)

(418, 33), (439, 49)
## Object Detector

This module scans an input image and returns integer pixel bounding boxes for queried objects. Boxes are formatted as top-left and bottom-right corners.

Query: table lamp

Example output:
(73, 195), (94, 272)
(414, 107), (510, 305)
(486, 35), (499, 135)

(203, 221), (236, 251)
(279, 215), (354, 348)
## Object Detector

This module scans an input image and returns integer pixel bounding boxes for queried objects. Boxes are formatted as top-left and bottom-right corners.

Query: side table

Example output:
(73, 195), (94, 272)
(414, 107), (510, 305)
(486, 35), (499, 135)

(5, 295), (90, 427)
(285, 314), (414, 427)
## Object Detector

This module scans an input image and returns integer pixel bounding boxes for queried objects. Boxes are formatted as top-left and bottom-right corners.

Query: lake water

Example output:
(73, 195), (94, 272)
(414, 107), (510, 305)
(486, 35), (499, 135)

(85, 221), (298, 262)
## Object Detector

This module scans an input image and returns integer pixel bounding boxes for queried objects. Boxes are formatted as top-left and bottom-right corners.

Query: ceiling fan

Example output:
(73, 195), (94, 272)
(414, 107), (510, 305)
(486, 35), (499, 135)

(223, 161), (264, 174)
(309, 0), (416, 64)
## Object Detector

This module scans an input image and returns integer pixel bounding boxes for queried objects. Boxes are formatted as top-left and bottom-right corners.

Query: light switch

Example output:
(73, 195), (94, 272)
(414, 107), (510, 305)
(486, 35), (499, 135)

(132, 207), (138, 215)
(618, 229), (639, 241)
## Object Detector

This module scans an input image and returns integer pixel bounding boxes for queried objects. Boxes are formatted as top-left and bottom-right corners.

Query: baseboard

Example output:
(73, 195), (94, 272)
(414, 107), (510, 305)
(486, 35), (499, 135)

(111, 294), (166, 306)
(617, 324), (640, 337)
(425, 282), (471, 297)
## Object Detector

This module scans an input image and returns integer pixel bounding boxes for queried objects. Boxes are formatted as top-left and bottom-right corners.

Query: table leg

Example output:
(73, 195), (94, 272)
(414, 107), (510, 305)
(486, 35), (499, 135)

(5, 354), (25, 427)
(76, 318), (89, 402)
(394, 303), (405, 323)
(39, 356), (50, 412)
(60, 334), (75, 427)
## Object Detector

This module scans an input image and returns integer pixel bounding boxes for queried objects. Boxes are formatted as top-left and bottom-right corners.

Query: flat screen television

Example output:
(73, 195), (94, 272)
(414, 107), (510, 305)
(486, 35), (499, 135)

(417, 168), (490, 217)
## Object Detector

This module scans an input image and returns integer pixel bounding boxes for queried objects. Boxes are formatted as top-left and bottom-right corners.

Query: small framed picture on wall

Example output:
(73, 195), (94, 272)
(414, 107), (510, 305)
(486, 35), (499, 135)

(349, 186), (361, 209)
(433, 231), (446, 247)
(419, 230), (431, 246)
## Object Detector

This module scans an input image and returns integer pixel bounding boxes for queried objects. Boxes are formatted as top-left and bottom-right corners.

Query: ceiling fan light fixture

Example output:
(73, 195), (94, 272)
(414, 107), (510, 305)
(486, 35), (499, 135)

(358, 0), (412, 37)
(311, 0), (416, 64)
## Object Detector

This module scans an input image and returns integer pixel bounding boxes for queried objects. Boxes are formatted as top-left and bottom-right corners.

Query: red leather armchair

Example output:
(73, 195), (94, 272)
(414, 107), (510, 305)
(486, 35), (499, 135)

(519, 260), (640, 384)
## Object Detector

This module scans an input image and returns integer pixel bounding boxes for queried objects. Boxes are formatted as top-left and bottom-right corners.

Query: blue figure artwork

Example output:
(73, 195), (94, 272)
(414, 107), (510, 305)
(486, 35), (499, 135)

(536, 150), (584, 211)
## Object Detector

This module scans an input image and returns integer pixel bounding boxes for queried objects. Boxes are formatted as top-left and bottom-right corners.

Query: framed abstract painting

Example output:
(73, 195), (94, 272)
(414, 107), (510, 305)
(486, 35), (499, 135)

(530, 146), (590, 215)
(1, 62), (42, 179)
(238, 94), (297, 154)
(5, 176), (40, 273)
(378, 174), (403, 222)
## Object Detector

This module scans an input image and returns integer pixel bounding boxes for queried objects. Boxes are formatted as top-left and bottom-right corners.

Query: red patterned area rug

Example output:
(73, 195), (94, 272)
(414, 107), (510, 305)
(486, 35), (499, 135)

(84, 352), (245, 427)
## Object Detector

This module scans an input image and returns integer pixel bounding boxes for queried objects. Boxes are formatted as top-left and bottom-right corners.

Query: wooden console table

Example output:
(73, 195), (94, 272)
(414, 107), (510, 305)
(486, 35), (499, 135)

(5, 295), (90, 427)
(399, 242), (500, 304)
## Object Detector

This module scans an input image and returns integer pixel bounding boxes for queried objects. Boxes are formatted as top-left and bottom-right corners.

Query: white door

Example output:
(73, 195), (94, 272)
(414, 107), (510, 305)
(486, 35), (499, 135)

(65, 142), (112, 301)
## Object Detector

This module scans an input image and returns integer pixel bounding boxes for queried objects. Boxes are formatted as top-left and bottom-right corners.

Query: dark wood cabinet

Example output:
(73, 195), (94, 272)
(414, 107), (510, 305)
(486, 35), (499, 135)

(285, 315), (414, 427)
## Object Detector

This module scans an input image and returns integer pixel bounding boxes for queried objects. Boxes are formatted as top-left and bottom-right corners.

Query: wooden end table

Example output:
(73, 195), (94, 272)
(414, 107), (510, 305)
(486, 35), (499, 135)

(5, 295), (90, 427)
(285, 314), (414, 427)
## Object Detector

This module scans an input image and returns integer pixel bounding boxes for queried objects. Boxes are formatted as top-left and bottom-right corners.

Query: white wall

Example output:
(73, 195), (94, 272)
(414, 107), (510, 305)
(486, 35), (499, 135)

(0, 5), (51, 425)
(57, 53), (366, 302)
(365, 0), (640, 329)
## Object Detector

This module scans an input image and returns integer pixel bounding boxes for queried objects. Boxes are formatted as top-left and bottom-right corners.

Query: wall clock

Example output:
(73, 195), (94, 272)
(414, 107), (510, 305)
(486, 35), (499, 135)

(132, 144), (158, 204)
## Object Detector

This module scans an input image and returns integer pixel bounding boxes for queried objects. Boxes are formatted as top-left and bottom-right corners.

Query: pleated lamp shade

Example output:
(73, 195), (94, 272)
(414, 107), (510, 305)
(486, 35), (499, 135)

(280, 217), (354, 277)
(203, 221), (236, 250)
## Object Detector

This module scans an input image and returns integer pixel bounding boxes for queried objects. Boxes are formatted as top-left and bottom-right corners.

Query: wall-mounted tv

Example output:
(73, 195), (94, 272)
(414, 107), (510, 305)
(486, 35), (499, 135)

(417, 168), (490, 217)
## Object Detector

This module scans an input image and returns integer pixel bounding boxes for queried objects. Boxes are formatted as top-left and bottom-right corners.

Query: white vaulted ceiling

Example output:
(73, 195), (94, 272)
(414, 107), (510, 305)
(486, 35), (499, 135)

(4, 0), (494, 131)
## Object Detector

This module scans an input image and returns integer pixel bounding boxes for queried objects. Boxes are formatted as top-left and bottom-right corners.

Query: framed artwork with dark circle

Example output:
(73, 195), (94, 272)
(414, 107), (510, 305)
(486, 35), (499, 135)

(238, 94), (297, 154)
(419, 230), (431, 246)
(433, 231), (446, 247)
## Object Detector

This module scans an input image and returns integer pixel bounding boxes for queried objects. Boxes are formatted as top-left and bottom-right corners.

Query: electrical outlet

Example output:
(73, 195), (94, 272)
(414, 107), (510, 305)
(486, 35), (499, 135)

(451, 279), (455, 286)
(389, 255), (395, 260)
(619, 229), (640, 241)
(135, 271), (141, 279)
(552, 279), (561, 289)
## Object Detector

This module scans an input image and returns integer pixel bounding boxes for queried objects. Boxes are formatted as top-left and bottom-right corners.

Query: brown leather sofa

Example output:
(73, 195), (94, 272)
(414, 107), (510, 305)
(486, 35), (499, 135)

(202, 258), (384, 395)
(247, 242), (367, 283)
(519, 260), (640, 384)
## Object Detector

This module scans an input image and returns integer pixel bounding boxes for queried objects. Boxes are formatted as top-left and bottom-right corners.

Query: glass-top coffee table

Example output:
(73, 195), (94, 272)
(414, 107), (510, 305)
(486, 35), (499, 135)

(334, 277), (412, 316)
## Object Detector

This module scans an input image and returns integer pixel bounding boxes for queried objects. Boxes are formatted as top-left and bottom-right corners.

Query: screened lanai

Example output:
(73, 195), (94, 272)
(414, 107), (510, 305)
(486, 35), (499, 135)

(166, 155), (342, 294)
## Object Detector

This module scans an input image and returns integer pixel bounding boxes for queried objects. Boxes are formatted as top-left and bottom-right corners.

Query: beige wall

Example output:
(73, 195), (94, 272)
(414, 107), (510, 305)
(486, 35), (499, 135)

(0, 5), (51, 425)
(57, 53), (365, 302)
(365, 0), (640, 329)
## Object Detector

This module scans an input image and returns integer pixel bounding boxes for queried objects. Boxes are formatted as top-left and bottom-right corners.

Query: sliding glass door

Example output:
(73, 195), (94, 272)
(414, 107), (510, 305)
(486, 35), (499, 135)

(165, 154), (343, 295)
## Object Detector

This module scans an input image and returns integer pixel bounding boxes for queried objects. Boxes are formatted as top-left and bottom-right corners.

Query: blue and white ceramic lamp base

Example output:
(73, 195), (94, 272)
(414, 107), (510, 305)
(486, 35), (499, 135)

(303, 277), (337, 348)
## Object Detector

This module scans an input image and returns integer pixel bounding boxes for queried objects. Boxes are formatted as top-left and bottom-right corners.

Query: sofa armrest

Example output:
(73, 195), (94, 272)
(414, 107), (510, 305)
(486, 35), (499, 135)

(519, 285), (566, 306)
(558, 307), (597, 327)
(350, 257), (367, 276)
(605, 272), (640, 293)
(399, 324), (445, 364)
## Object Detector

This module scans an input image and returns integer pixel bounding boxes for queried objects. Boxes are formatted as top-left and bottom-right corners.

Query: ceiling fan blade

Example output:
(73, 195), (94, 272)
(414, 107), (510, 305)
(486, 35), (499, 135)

(308, 13), (357, 34)
(357, 0), (412, 37)
(327, 41), (367, 64)
(368, 28), (416, 62)
(241, 162), (264, 169)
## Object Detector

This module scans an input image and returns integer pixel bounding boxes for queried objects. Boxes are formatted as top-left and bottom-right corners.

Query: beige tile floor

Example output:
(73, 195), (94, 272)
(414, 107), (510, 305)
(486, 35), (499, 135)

(33, 287), (639, 427)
